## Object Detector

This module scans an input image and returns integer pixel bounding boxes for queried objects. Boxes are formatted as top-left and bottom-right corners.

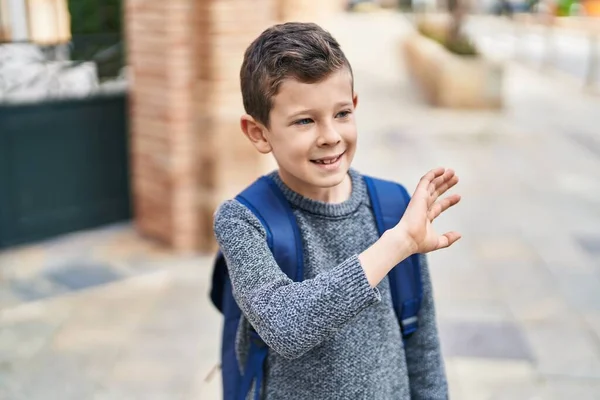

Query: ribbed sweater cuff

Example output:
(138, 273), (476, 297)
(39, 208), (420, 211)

(330, 255), (382, 310)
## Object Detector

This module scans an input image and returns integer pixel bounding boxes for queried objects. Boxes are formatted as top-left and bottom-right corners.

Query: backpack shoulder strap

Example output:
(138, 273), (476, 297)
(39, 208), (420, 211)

(363, 175), (423, 337)
(225, 175), (304, 400)
(235, 175), (304, 282)
(210, 176), (303, 313)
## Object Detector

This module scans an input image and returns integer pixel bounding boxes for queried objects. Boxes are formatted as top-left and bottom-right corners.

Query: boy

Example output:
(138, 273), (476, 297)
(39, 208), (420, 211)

(213, 22), (461, 399)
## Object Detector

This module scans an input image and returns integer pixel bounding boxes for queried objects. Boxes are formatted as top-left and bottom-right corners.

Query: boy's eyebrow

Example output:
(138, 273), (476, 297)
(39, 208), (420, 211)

(287, 102), (354, 119)
(288, 109), (317, 119)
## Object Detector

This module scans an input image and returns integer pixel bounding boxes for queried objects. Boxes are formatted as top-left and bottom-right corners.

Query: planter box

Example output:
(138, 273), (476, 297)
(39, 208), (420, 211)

(402, 32), (504, 109)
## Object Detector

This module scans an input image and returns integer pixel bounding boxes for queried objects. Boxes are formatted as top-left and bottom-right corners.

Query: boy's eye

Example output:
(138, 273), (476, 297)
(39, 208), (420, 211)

(336, 110), (351, 118)
(294, 118), (313, 126)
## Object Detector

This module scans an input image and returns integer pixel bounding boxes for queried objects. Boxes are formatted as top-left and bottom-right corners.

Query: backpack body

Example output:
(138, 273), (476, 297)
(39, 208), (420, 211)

(210, 175), (423, 400)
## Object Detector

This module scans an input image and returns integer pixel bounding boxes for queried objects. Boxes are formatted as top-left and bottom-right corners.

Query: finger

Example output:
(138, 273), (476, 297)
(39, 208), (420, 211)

(416, 167), (446, 198)
(436, 231), (462, 250)
(434, 175), (459, 201)
(428, 194), (461, 221)
(428, 170), (456, 201)
(431, 169), (455, 191)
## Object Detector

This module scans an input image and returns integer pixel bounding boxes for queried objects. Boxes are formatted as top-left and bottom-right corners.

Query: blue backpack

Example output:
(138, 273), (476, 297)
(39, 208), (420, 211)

(210, 175), (423, 400)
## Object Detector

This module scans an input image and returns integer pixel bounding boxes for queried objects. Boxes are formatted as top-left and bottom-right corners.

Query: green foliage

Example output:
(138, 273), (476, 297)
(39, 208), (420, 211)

(417, 23), (479, 57)
(68, 0), (122, 34)
(67, 0), (124, 79)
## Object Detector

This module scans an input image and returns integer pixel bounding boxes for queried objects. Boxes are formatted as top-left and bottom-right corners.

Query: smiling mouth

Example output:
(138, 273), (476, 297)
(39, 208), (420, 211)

(311, 152), (345, 165)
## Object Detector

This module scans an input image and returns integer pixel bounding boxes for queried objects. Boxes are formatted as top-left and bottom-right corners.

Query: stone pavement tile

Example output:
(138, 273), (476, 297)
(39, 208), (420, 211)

(576, 234), (600, 255)
(88, 225), (174, 263)
(45, 262), (123, 292)
(449, 357), (537, 400)
(61, 269), (171, 323)
(42, 241), (104, 271)
(186, 363), (222, 400)
(0, 358), (30, 400)
(53, 294), (163, 345)
(0, 245), (46, 280)
(74, 346), (123, 384)
(513, 202), (567, 239)
(443, 359), (464, 400)
(52, 322), (130, 354)
(0, 319), (59, 366)
(107, 352), (194, 400)
(0, 294), (73, 325)
(555, 206), (600, 244)
(0, 297), (73, 367)
(508, 295), (572, 325)
(430, 265), (499, 303)
(46, 272), (177, 390)
(486, 260), (571, 323)
(535, 378), (600, 400)
(122, 330), (203, 371)
(8, 276), (70, 303)
(0, 286), (21, 311)
(0, 223), (180, 306)
(435, 298), (513, 324)
(93, 385), (184, 400)
(445, 205), (531, 241)
(460, 380), (540, 400)
(473, 237), (541, 264)
(547, 268), (600, 313)
(439, 320), (533, 361)
(110, 355), (190, 387)
(8, 351), (100, 400)
(524, 232), (598, 274)
(521, 319), (600, 379)
(90, 387), (134, 400)
(583, 312), (600, 343)
(136, 297), (209, 337)
(92, 265), (222, 398)
(576, 235), (600, 269)
(44, 339), (121, 389)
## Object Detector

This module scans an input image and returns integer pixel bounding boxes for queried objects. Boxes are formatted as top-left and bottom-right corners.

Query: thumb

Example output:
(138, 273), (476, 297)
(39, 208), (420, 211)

(436, 231), (462, 250)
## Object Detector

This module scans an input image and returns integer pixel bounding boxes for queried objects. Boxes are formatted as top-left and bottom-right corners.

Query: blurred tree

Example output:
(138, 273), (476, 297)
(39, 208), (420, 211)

(417, 0), (477, 56)
(68, 0), (122, 34)
(66, 0), (123, 79)
(447, 0), (467, 48)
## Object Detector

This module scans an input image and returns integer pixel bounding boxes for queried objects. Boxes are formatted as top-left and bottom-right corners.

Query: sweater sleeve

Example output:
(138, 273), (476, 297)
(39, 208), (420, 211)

(404, 254), (449, 399)
(213, 199), (381, 360)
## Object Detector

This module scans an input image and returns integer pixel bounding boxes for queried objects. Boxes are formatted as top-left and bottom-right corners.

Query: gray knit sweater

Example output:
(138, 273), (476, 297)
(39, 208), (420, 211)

(213, 169), (448, 400)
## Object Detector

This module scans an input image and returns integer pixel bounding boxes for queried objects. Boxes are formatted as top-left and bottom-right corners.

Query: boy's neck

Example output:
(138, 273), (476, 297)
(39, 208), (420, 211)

(277, 170), (353, 204)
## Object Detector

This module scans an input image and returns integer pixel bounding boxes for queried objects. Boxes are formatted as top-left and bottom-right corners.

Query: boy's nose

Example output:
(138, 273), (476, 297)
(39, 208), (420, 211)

(317, 125), (342, 146)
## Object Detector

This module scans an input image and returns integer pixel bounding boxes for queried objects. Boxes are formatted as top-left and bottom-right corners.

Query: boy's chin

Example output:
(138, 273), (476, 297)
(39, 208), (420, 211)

(308, 165), (350, 188)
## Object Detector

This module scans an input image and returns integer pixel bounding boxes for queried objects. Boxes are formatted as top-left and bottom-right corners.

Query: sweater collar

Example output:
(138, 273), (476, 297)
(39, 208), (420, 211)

(268, 168), (366, 218)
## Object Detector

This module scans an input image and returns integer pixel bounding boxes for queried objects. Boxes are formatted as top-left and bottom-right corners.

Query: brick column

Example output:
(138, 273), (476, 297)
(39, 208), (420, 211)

(125, 0), (197, 251)
(125, 0), (276, 252)
(195, 0), (277, 252)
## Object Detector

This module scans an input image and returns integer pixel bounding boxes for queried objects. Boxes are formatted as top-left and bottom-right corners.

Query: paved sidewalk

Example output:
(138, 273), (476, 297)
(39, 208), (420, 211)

(463, 14), (600, 92)
(1, 11), (600, 400)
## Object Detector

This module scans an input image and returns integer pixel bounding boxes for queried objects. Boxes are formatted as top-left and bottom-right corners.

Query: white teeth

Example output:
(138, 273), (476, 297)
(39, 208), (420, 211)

(314, 155), (341, 165)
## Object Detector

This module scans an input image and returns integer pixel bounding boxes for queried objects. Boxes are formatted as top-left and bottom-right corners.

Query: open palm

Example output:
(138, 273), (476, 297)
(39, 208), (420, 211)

(399, 168), (462, 254)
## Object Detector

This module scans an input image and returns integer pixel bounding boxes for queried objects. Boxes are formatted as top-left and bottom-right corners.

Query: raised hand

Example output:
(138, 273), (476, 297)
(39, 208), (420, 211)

(397, 167), (462, 254)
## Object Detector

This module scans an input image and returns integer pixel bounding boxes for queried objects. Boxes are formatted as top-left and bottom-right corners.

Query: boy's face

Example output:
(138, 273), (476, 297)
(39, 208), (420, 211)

(243, 68), (358, 198)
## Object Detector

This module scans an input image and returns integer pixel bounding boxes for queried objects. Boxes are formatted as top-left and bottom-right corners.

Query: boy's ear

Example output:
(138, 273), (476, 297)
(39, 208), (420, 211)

(240, 114), (272, 154)
(353, 92), (359, 109)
